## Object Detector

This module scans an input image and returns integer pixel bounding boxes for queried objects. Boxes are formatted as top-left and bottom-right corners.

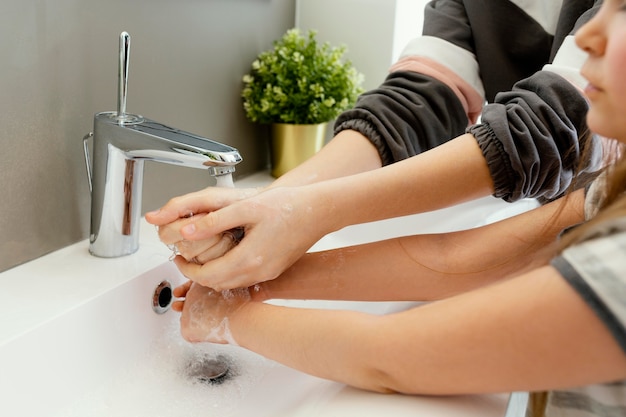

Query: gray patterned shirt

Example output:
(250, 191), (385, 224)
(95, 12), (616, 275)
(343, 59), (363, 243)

(548, 192), (626, 416)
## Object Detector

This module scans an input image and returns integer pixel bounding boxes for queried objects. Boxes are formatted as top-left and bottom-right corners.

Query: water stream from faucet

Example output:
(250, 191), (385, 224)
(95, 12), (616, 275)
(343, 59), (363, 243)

(215, 173), (235, 188)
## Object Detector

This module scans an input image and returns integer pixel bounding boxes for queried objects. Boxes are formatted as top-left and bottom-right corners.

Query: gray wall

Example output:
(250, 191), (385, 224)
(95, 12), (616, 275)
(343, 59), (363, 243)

(0, 0), (295, 272)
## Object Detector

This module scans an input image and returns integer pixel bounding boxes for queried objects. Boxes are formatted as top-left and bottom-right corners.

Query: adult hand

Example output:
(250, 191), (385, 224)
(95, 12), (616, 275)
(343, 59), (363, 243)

(148, 184), (334, 291)
(146, 186), (258, 264)
(146, 185), (259, 236)
(150, 212), (241, 265)
(173, 281), (252, 344)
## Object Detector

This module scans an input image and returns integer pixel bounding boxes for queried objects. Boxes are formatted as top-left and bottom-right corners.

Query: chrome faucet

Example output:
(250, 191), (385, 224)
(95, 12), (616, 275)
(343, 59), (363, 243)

(83, 32), (242, 258)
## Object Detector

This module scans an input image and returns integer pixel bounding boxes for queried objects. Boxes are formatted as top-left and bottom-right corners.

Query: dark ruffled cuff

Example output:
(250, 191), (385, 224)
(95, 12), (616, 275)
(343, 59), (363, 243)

(467, 123), (518, 201)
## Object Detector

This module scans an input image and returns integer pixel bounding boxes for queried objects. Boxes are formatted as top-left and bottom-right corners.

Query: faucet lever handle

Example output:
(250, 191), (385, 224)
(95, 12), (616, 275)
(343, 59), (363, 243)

(117, 31), (131, 120)
(82, 132), (94, 193)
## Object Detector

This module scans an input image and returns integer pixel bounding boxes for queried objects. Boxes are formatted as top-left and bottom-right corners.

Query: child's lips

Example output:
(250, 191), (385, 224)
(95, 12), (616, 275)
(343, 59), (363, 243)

(581, 66), (602, 96)
(584, 82), (602, 98)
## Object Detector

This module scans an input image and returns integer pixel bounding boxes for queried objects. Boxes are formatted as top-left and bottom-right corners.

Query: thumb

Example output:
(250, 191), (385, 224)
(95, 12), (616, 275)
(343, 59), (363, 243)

(179, 205), (245, 241)
(145, 188), (227, 226)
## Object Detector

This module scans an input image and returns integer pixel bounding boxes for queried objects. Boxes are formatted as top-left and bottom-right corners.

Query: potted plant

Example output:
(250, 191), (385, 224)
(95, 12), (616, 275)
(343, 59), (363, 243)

(242, 28), (364, 177)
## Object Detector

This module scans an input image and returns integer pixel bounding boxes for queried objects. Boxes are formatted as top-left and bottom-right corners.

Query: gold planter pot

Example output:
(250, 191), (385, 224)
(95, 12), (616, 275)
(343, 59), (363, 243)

(270, 122), (328, 177)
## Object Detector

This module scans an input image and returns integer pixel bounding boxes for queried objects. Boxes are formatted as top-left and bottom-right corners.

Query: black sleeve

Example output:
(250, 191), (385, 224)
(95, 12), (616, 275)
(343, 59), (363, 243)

(468, 71), (602, 203)
(333, 71), (469, 166)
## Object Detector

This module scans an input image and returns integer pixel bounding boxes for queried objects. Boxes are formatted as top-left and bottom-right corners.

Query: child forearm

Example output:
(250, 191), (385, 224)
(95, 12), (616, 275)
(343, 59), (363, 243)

(226, 264), (626, 395)
(227, 301), (395, 393)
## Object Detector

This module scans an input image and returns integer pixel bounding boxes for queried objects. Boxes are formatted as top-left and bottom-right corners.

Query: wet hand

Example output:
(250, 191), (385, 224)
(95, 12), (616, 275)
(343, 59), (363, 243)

(169, 185), (332, 291)
(146, 186), (258, 264)
(156, 215), (241, 265)
(174, 281), (252, 344)
(145, 185), (260, 232)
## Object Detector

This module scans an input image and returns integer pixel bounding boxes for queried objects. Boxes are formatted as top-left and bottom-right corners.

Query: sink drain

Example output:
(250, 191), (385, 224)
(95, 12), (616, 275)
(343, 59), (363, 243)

(186, 355), (231, 385)
(152, 280), (173, 314)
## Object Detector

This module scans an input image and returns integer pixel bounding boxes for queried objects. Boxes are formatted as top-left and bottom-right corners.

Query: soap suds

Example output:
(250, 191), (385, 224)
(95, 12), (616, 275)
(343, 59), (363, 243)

(54, 317), (274, 417)
(186, 287), (250, 346)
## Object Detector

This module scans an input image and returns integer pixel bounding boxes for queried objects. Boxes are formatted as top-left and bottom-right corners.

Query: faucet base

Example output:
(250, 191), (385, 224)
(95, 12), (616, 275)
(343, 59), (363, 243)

(88, 141), (144, 258)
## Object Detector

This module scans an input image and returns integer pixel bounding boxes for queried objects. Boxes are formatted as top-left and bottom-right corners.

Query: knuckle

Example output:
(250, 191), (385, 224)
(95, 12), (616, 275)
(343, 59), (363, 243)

(202, 211), (220, 229)
(167, 195), (186, 210)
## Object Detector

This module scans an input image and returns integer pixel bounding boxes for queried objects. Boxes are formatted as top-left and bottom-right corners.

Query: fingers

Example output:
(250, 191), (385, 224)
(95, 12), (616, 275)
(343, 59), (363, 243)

(173, 280), (192, 298)
(178, 207), (244, 241)
(188, 233), (239, 264)
(173, 248), (267, 291)
(157, 213), (207, 244)
(145, 189), (215, 226)
(176, 235), (222, 260)
(145, 186), (259, 227)
(172, 300), (185, 312)
(173, 255), (206, 282)
(165, 230), (238, 265)
(171, 281), (192, 312)
(156, 206), (245, 246)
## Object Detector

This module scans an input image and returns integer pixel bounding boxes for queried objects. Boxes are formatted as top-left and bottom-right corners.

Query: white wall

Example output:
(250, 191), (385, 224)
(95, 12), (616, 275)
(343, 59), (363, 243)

(296, 0), (428, 90)
(393, 0), (430, 62)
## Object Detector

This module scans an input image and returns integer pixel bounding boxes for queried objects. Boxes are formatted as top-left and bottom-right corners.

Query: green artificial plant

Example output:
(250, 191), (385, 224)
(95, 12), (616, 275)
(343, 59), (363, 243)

(242, 29), (364, 125)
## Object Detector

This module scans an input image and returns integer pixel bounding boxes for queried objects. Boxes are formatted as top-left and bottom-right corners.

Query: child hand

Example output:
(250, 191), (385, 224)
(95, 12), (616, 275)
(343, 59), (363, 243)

(174, 282), (252, 345)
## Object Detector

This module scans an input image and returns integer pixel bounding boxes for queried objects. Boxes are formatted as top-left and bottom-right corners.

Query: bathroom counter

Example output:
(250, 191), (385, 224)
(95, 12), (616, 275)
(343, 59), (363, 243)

(0, 217), (171, 349)
(0, 171), (520, 417)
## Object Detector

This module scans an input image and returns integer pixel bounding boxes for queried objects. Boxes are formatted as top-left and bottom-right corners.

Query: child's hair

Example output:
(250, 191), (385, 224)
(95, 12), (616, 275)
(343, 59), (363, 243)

(559, 139), (626, 249)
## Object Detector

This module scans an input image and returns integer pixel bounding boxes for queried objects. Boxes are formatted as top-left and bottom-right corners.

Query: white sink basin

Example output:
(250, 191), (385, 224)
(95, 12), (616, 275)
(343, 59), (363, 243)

(0, 172), (533, 417)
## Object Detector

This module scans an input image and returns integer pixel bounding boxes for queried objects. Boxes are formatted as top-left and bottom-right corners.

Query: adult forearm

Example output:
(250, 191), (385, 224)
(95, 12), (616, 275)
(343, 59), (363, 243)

(309, 133), (494, 232)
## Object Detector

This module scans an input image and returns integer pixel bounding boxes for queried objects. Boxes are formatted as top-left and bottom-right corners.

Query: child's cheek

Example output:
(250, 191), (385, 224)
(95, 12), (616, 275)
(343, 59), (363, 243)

(608, 30), (626, 99)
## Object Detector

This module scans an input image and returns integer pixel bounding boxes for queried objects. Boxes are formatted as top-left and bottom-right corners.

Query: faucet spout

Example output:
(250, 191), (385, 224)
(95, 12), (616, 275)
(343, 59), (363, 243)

(96, 111), (242, 171)
(87, 111), (242, 258)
